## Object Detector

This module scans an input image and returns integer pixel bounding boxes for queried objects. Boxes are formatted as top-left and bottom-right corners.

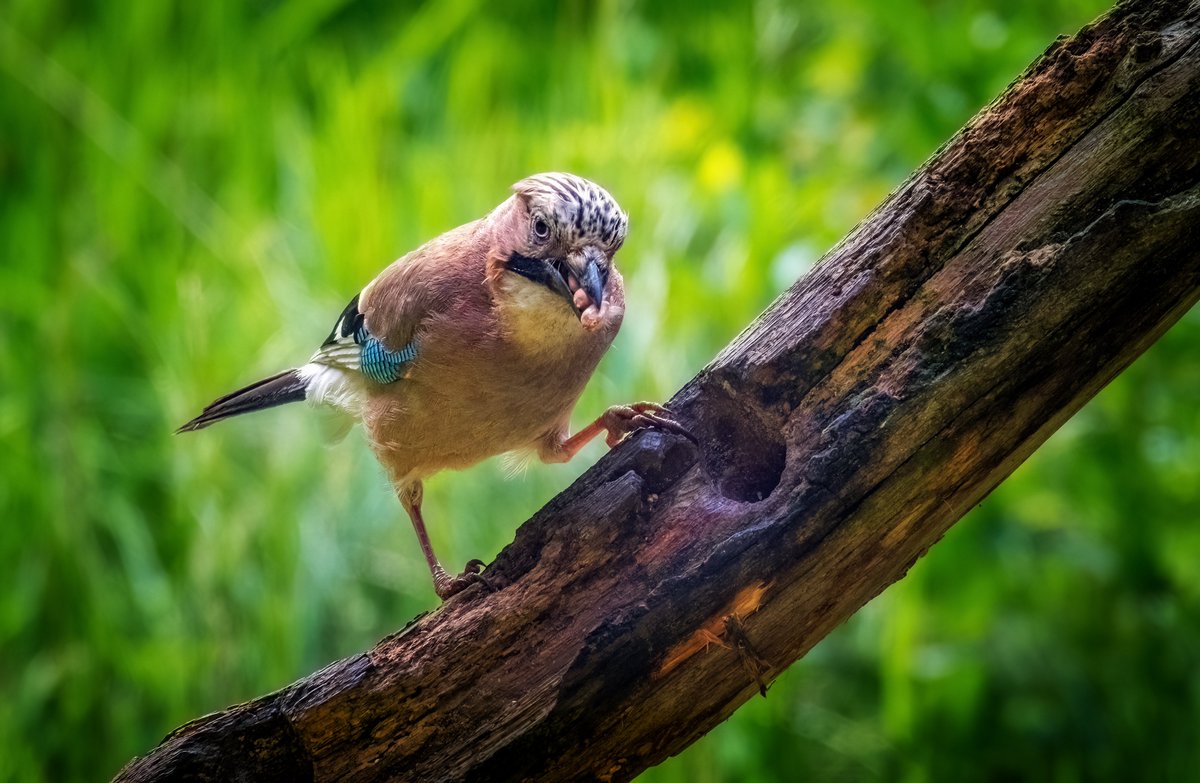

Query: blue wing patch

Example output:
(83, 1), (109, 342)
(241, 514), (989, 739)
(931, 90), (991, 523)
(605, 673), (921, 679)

(320, 293), (417, 384)
(357, 324), (417, 384)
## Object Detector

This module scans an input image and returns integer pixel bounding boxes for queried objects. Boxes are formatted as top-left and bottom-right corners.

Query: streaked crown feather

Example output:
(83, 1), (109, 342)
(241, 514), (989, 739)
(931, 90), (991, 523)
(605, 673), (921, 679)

(512, 172), (628, 251)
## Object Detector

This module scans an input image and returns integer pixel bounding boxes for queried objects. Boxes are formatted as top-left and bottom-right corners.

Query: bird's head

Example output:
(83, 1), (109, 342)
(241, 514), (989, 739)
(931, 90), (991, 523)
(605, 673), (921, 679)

(488, 173), (628, 333)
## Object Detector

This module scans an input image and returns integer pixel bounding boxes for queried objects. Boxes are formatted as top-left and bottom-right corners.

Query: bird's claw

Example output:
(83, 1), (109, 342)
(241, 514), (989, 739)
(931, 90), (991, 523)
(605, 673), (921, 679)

(433, 559), (495, 600)
(602, 401), (697, 447)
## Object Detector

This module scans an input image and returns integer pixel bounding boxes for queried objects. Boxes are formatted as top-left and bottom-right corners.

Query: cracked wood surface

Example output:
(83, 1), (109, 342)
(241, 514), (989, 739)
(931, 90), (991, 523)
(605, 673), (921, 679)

(116, 1), (1200, 781)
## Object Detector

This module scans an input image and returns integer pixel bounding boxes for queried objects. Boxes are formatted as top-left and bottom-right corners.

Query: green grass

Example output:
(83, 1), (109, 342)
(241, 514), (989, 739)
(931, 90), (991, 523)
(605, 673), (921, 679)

(4, 1), (1198, 781)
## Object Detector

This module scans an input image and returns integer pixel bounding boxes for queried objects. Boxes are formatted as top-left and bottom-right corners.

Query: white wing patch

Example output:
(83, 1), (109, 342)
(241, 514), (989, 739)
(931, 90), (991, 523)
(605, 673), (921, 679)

(313, 290), (417, 384)
(311, 340), (361, 372)
(299, 289), (416, 430)
(316, 293), (366, 372)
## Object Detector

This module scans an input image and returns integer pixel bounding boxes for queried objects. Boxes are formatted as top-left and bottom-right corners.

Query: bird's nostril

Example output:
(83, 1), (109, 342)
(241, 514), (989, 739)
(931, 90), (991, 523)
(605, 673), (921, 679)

(553, 259), (571, 286)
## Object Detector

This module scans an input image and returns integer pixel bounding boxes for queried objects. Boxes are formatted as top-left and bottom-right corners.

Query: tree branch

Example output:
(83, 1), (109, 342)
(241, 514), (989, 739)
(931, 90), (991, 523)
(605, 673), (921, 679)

(116, 1), (1200, 780)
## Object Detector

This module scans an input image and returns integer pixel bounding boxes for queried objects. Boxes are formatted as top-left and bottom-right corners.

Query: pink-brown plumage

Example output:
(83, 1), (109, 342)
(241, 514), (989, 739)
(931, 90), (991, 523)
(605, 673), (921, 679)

(181, 173), (689, 601)
(360, 195), (625, 482)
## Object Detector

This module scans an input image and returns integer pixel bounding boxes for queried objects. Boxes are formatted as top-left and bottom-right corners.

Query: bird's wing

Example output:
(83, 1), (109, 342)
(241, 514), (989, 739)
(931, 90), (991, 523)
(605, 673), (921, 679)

(308, 228), (479, 384)
(309, 291), (418, 385)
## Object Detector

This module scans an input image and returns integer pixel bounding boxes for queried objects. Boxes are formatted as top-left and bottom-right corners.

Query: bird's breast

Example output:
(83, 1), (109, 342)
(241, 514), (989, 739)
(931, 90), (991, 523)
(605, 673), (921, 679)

(362, 313), (617, 480)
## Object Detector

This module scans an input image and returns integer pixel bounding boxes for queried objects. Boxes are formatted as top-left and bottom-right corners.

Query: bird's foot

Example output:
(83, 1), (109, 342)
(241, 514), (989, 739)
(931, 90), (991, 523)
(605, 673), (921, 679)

(601, 402), (696, 448)
(433, 558), (494, 600)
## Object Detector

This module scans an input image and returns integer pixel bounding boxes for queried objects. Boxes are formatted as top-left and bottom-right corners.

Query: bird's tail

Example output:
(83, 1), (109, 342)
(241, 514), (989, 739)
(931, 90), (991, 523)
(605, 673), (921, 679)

(177, 369), (307, 433)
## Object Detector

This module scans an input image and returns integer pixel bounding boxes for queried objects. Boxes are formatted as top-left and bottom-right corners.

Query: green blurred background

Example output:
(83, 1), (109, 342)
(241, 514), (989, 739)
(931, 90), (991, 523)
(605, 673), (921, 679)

(3, 0), (1198, 780)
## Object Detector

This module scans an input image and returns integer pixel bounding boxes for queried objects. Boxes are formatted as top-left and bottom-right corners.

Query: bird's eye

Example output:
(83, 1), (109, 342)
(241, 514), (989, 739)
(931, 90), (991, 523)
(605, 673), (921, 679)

(533, 216), (550, 241)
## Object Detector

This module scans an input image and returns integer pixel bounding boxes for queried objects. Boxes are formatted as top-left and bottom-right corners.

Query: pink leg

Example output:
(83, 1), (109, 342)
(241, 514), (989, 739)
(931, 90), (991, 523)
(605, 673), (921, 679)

(555, 401), (695, 462)
(397, 480), (491, 600)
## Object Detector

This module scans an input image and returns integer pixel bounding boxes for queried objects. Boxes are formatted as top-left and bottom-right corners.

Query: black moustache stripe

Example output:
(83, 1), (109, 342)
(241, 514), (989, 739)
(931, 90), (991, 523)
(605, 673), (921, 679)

(507, 251), (568, 291)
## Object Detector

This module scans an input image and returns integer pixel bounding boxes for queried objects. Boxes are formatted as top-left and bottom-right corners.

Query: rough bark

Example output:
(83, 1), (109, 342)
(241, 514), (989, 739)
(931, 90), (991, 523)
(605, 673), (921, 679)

(116, 0), (1200, 780)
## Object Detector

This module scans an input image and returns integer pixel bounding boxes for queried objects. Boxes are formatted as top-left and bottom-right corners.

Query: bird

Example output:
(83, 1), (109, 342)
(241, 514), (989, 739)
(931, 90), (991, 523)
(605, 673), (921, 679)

(179, 172), (691, 600)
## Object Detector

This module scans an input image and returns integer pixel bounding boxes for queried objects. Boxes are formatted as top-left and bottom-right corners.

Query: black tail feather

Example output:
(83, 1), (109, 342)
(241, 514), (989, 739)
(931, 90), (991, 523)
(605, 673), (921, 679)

(177, 369), (307, 433)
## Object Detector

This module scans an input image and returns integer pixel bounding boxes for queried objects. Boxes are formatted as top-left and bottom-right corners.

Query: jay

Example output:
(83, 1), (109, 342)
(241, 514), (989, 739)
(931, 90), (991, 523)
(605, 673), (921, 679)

(180, 173), (688, 600)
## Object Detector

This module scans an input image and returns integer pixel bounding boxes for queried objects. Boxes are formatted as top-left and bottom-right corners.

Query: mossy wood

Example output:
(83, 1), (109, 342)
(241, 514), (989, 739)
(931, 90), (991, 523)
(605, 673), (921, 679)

(116, 1), (1200, 780)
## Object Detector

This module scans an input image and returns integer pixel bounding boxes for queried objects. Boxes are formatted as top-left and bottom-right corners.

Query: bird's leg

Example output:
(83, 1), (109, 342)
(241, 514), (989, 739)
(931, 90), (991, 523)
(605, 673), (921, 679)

(396, 480), (492, 600)
(550, 402), (696, 463)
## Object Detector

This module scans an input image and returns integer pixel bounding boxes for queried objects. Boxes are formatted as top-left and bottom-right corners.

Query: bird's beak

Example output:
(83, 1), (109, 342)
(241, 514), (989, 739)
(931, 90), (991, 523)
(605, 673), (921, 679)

(506, 248), (607, 320)
(565, 246), (606, 316)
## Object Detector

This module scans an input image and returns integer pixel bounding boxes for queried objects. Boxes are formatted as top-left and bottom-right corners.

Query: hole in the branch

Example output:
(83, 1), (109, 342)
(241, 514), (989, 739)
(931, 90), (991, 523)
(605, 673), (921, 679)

(698, 385), (786, 503)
